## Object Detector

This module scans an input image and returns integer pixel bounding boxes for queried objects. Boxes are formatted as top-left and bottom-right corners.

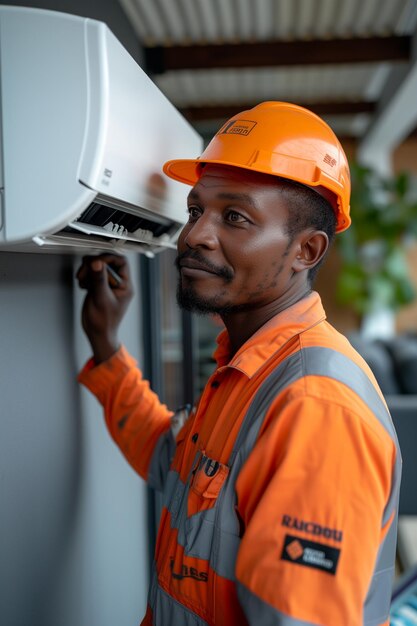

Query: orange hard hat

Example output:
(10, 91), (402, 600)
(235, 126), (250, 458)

(163, 101), (351, 232)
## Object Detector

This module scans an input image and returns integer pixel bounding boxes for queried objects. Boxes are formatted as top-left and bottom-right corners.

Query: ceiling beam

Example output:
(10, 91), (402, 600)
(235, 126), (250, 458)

(145, 36), (411, 74)
(180, 100), (376, 122)
(358, 27), (417, 174)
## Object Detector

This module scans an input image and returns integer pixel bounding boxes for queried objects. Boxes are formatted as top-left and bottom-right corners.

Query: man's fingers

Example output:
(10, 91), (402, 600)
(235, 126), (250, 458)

(91, 258), (104, 273)
(76, 257), (111, 298)
(76, 255), (96, 288)
(105, 264), (124, 289)
(87, 261), (114, 302)
(76, 264), (89, 289)
(101, 255), (130, 282)
(76, 255), (128, 290)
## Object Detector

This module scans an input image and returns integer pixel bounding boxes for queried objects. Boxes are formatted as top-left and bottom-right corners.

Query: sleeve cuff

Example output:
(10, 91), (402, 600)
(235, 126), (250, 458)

(77, 345), (139, 398)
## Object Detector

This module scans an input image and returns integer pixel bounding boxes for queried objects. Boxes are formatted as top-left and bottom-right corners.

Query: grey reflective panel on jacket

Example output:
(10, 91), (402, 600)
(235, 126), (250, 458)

(147, 428), (176, 492)
(148, 567), (210, 625)
(147, 346), (401, 625)
(237, 582), (319, 625)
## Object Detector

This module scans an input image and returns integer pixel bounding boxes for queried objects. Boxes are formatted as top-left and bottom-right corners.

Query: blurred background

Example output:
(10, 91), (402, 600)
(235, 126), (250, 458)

(1, 0), (417, 623)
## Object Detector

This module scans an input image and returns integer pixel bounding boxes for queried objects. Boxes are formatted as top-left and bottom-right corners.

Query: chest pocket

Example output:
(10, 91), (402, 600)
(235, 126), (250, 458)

(188, 452), (229, 517)
(184, 451), (241, 579)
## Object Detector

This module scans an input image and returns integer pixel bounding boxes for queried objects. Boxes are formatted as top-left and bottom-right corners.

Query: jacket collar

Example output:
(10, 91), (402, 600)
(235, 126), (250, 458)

(213, 292), (326, 378)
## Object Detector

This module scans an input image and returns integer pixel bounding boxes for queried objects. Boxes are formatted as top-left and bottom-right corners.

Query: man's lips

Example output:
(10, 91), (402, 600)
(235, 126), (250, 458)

(176, 251), (233, 281)
(179, 259), (220, 276)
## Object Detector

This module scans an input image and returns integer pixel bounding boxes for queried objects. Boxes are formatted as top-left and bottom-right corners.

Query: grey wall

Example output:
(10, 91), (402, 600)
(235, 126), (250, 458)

(0, 3), (151, 625)
(0, 252), (150, 626)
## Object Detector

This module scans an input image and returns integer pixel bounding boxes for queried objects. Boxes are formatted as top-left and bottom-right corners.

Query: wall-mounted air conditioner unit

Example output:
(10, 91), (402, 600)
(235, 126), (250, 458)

(0, 6), (202, 255)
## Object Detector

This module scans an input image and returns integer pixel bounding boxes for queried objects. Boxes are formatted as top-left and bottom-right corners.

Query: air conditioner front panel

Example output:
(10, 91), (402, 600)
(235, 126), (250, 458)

(0, 7), (95, 242)
(78, 20), (200, 227)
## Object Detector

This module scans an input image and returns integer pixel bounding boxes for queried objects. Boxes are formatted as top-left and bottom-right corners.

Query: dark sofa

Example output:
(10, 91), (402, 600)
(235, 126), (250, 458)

(349, 333), (417, 515)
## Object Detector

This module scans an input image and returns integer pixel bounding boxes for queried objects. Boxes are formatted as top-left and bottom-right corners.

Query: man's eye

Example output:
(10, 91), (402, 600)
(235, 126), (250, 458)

(226, 210), (247, 223)
(187, 205), (201, 220)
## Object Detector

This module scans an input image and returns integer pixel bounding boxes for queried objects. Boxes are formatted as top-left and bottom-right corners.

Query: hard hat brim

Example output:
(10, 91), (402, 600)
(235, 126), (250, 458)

(163, 158), (210, 185)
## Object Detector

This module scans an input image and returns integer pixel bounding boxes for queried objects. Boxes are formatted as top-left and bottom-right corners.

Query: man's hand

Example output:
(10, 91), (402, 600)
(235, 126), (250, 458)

(76, 254), (133, 364)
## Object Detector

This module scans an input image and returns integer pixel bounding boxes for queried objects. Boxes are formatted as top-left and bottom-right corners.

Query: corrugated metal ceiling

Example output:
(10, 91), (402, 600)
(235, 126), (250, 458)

(118, 0), (417, 140)
(121, 0), (415, 44)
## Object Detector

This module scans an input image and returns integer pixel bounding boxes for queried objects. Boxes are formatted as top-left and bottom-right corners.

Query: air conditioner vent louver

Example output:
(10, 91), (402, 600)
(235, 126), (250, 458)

(74, 202), (171, 238)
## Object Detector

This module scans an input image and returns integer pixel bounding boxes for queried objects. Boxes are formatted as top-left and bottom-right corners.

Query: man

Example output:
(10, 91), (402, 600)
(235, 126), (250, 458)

(77, 102), (401, 625)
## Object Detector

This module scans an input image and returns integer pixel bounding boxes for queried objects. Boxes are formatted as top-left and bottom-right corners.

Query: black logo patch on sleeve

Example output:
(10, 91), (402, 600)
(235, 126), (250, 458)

(281, 534), (340, 575)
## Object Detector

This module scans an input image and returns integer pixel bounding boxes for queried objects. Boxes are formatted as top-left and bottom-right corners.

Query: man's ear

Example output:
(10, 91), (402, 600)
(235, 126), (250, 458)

(292, 230), (329, 273)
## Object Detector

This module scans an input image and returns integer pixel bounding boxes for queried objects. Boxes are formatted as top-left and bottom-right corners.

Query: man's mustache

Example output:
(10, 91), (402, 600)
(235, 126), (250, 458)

(175, 250), (233, 281)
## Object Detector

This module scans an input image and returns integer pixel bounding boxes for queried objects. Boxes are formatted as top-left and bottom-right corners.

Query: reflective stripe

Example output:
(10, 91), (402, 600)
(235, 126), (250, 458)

(237, 581), (318, 625)
(229, 349), (305, 466)
(149, 345), (400, 622)
(149, 566), (209, 625)
(148, 406), (192, 492)
(185, 507), (217, 556)
(147, 429), (176, 492)
(364, 513), (398, 625)
(165, 467), (187, 521)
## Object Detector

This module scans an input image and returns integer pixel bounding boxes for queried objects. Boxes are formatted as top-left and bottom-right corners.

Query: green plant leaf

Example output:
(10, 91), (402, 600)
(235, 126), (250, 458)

(335, 162), (417, 316)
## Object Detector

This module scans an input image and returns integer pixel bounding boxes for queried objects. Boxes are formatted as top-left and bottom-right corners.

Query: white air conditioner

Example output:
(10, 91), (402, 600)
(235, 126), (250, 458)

(0, 6), (202, 255)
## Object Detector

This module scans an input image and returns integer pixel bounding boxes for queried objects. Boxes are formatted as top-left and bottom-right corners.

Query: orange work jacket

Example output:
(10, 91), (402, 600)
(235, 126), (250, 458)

(79, 292), (401, 626)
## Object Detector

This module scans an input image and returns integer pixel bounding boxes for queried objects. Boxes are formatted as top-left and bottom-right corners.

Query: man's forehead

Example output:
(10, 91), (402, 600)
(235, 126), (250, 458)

(192, 163), (337, 213)
(192, 163), (283, 189)
(189, 167), (277, 208)
(188, 165), (292, 220)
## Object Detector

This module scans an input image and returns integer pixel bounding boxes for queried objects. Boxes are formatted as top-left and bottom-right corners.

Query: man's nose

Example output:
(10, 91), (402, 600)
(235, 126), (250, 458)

(183, 213), (218, 249)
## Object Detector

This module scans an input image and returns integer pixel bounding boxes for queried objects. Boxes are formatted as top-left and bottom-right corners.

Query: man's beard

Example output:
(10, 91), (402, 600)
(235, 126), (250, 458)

(177, 281), (230, 315)
(175, 250), (238, 315)
(176, 281), (265, 316)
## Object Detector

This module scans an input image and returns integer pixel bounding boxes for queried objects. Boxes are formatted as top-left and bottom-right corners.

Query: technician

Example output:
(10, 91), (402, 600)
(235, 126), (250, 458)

(77, 102), (401, 626)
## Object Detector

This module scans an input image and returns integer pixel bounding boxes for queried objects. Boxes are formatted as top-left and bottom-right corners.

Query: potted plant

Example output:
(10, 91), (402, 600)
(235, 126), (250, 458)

(336, 163), (417, 336)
